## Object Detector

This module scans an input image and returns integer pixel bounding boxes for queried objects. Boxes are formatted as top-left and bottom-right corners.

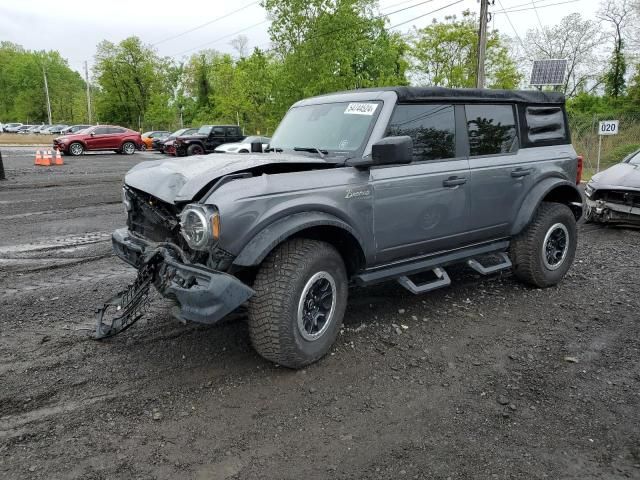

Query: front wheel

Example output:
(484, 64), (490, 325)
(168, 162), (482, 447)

(187, 144), (205, 156)
(68, 142), (84, 156)
(121, 141), (136, 155)
(248, 239), (348, 368)
(510, 202), (577, 288)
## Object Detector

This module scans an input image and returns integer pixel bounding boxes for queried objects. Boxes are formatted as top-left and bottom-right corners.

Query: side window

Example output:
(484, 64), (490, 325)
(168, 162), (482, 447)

(525, 106), (567, 144)
(387, 104), (456, 161)
(108, 127), (125, 134)
(93, 127), (110, 135)
(212, 127), (225, 137)
(465, 105), (518, 156)
(226, 127), (238, 136)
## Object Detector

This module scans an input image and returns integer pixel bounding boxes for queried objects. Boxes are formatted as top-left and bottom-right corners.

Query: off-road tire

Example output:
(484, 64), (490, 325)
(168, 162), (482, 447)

(248, 238), (348, 369)
(510, 202), (577, 288)
(187, 144), (204, 156)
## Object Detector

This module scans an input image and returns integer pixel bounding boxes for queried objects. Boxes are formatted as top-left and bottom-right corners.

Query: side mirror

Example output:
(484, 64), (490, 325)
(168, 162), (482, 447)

(371, 136), (413, 165)
(250, 141), (263, 153)
(90, 132), (95, 137)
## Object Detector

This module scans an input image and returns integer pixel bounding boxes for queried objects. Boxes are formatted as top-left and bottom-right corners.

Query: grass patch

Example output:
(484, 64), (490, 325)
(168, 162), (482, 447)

(0, 133), (55, 145)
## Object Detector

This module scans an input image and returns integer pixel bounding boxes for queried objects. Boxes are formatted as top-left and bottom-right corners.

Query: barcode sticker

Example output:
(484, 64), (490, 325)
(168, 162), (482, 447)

(344, 103), (378, 115)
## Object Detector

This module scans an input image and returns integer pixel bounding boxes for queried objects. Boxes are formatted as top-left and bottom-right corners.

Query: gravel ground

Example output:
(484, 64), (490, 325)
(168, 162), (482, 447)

(0, 147), (639, 480)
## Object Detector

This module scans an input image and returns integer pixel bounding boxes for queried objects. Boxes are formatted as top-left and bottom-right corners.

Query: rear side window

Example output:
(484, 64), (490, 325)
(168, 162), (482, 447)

(213, 127), (225, 136)
(465, 105), (518, 156)
(226, 127), (239, 136)
(109, 127), (125, 134)
(525, 106), (567, 144)
(387, 104), (456, 161)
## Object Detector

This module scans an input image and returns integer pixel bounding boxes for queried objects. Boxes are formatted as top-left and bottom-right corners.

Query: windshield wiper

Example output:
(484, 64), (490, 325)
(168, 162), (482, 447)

(293, 146), (328, 158)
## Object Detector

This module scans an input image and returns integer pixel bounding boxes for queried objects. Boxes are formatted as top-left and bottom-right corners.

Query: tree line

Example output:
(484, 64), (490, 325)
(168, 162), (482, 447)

(1, 0), (638, 133)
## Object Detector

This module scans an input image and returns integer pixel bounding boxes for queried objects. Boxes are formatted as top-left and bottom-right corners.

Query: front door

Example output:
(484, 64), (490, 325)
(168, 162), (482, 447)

(372, 103), (470, 264)
(206, 127), (226, 151)
(85, 126), (111, 149)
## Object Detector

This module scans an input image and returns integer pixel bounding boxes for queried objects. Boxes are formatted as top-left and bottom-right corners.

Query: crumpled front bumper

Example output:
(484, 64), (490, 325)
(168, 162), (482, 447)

(586, 198), (640, 225)
(112, 228), (254, 324)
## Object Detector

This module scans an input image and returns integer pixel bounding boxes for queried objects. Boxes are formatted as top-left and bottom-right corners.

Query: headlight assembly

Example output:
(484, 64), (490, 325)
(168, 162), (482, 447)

(179, 204), (219, 250)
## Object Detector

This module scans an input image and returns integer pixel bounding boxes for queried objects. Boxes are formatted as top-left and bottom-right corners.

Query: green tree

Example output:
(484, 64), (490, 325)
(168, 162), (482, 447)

(93, 37), (176, 129)
(409, 11), (521, 89)
(599, 0), (632, 98)
(263, 0), (408, 115)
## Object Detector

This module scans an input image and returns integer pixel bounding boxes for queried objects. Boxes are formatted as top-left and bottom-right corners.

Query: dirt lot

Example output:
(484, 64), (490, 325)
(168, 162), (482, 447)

(0, 147), (639, 480)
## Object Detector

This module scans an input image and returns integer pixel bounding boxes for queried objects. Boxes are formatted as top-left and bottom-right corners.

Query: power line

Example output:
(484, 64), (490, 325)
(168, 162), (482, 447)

(531, 1), (545, 31)
(388, 0), (465, 30)
(170, 20), (269, 58)
(493, 0), (580, 14)
(151, 1), (259, 47)
(496, 0), (526, 50)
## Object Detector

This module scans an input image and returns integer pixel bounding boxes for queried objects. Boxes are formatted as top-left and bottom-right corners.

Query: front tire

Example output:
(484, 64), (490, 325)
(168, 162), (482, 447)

(248, 239), (348, 368)
(187, 144), (204, 156)
(510, 202), (577, 288)
(68, 142), (84, 156)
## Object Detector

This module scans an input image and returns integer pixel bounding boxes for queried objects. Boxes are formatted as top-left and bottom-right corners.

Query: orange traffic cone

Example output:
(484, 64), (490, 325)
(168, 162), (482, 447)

(34, 150), (42, 166)
(41, 150), (52, 166)
(54, 149), (64, 166)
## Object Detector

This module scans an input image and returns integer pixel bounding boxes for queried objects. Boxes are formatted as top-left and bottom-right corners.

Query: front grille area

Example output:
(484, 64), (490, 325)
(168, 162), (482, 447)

(595, 189), (640, 208)
(126, 187), (180, 243)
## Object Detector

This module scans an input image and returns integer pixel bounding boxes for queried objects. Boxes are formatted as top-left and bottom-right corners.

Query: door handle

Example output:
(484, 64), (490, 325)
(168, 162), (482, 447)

(443, 176), (467, 187)
(511, 168), (532, 178)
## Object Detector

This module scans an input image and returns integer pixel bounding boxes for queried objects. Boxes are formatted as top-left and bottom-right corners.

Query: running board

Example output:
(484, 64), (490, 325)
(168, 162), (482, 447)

(397, 267), (451, 294)
(466, 252), (512, 275)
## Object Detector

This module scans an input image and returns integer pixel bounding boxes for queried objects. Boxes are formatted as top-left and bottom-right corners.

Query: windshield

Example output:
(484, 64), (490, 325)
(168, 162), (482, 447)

(628, 151), (640, 166)
(270, 101), (381, 153)
(197, 126), (212, 136)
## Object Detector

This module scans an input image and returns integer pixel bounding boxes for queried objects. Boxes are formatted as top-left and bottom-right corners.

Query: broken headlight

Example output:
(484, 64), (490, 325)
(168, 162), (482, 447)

(179, 204), (219, 250)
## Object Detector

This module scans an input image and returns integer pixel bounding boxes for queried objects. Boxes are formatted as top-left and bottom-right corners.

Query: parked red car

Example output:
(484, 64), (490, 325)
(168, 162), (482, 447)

(53, 125), (142, 156)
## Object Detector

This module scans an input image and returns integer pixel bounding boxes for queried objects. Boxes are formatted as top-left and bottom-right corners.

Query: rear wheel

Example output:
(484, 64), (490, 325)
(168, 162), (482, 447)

(121, 142), (136, 155)
(239, 149), (249, 153)
(248, 239), (348, 368)
(510, 202), (577, 288)
(187, 144), (205, 156)
(68, 142), (84, 156)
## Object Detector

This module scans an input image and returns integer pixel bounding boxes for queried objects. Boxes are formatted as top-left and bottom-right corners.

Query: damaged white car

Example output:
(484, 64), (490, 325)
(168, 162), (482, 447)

(585, 149), (640, 225)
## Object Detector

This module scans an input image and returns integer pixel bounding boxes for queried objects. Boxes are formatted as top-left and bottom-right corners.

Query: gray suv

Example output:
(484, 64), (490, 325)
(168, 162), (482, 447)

(104, 87), (583, 368)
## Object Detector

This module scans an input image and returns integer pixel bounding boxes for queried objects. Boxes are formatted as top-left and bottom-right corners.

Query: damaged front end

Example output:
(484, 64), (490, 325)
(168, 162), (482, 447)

(95, 186), (254, 340)
(585, 187), (640, 226)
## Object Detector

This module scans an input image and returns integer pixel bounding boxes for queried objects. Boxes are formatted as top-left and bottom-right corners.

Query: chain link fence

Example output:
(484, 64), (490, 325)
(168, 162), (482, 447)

(569, 112), (640, 178)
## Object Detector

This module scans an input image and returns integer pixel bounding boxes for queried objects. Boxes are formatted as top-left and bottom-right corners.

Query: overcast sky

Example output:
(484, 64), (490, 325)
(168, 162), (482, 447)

(1, 0), (602, 74)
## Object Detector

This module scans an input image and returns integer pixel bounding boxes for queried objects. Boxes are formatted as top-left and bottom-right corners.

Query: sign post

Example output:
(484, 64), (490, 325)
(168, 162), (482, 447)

(597, 120), (619, 173)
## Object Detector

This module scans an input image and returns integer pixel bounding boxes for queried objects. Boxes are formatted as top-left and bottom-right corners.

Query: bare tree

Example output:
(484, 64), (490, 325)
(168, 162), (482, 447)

(521, 13), (604, 96)
(598, 0), (633, 97)
(230, 35), (249, 58)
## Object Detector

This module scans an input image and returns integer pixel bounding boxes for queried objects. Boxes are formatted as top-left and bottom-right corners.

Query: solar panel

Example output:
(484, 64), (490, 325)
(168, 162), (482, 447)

(530, 59), (568, 86)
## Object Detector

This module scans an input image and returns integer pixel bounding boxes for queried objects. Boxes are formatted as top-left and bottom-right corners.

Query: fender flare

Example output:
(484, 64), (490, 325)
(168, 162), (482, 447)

(232, 211), (365, 267)
(510, 177), (584, 236)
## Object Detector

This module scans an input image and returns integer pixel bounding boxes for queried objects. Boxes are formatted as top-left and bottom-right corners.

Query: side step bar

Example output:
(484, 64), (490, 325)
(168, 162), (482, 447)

(466, 252), (512, 275)
(395, 252), (513, 295)
(397, 268), (451, 294)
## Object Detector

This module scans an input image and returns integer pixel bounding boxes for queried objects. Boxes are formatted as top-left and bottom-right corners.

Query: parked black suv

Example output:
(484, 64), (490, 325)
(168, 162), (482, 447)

(174, 125), (244, 156)
(106, 87), (583, 368)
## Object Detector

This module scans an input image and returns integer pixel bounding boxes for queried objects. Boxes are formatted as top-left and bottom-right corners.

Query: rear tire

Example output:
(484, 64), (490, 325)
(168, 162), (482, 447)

(187, 144), (204, 156)
(510, 202), (577, 288)
(248, 239), (348, 369)
(121, 141), (136, 155)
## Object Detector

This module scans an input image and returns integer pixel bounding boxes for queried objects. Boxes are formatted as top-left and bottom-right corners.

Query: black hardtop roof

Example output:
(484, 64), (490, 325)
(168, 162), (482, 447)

(333, 86), (565, 105)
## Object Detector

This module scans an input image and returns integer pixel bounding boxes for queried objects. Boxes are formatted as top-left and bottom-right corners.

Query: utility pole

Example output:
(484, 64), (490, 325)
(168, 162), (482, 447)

(84, 61), (92, 123)
(476, 0), (490, 89)
(42, 67), (52, 124)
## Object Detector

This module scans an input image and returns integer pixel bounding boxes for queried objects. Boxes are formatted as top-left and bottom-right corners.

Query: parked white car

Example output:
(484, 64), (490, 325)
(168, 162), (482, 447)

(214, 136), (271, 153)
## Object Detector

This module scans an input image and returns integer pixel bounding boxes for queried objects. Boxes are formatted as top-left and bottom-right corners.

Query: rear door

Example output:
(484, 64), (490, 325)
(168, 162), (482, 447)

(107, 127), (127, 149)
(464, 104), (533, 240)
(371, 103), (471, 264)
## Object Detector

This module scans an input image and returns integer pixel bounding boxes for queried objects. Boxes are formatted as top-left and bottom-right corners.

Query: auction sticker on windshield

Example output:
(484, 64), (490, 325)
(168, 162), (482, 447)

(344, 103), (378, 115)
